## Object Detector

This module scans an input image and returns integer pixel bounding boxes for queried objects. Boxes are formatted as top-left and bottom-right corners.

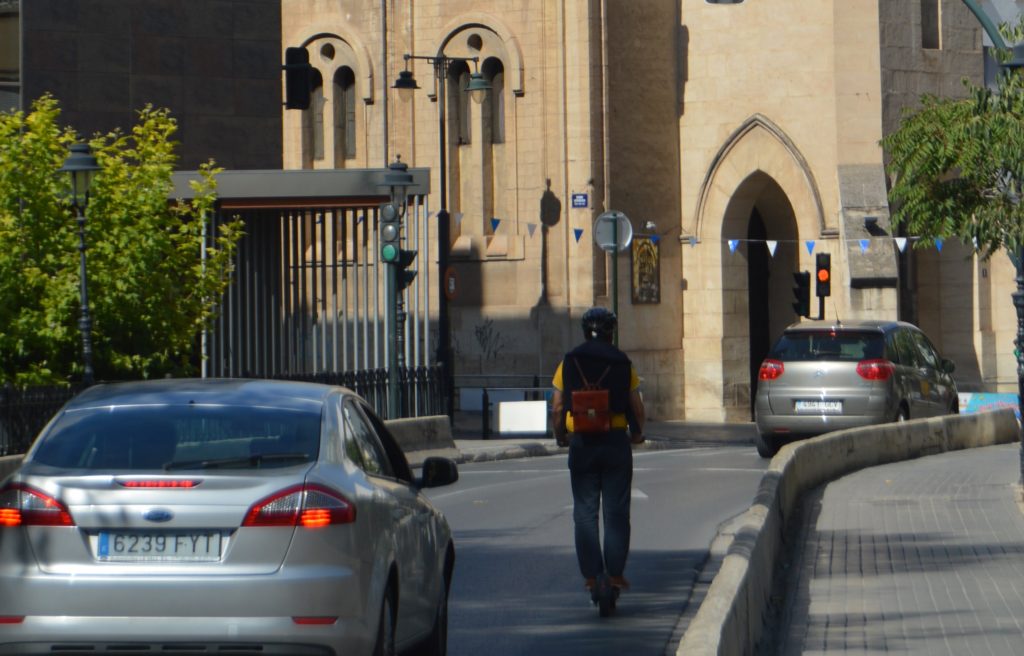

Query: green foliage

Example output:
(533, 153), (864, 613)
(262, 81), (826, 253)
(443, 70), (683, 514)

(0, 96), (242, 385)
(883, 19), (1024, 259)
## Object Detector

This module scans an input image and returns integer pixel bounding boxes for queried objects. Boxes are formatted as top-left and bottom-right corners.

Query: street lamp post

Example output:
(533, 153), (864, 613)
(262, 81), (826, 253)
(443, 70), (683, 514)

(393, 54), (490, 419)
(59, 144), (101, 386)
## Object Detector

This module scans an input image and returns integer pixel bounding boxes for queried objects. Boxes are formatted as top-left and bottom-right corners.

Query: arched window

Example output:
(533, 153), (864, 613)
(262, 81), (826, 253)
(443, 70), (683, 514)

(482, 58), (504, 144)
(302, 69), (325, 168)
(448, 61), (471, 145)
(334, 67), (356, 161)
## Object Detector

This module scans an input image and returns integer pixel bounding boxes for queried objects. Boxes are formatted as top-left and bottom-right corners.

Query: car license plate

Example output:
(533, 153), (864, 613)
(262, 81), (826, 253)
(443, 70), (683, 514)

(794, 400), (843, 414)
(97, 532), (223, 562)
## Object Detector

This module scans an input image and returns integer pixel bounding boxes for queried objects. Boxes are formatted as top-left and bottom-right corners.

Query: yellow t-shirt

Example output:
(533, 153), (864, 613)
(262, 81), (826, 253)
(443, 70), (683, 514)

(552, 362), (640, 432)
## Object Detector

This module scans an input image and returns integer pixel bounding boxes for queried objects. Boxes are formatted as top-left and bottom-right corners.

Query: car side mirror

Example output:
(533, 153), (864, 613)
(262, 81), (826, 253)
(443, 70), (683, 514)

(418, 457), (459, 489)
(941, 358), (956, 374)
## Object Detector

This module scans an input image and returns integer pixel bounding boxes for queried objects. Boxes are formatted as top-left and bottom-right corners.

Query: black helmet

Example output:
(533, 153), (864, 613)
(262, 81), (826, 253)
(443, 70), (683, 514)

(581, 307), (617, 341)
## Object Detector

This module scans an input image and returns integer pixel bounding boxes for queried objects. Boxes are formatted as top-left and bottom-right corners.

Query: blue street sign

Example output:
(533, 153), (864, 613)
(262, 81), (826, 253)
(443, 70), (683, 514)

(571, 193), (588, 208)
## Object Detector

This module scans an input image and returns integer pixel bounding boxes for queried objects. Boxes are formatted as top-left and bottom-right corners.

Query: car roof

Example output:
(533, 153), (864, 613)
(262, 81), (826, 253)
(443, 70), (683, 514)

(64, 378), (346, 412)
(782, 319), (917, 334)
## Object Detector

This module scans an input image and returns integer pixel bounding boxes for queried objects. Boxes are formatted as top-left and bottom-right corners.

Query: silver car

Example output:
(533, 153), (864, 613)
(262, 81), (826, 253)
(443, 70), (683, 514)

(754, 320), (958, 458)
(0, 378), (458, 656)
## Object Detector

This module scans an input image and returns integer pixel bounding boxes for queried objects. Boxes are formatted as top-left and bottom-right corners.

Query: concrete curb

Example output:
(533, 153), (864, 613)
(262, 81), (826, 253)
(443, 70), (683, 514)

(676, 409), (1021, 656)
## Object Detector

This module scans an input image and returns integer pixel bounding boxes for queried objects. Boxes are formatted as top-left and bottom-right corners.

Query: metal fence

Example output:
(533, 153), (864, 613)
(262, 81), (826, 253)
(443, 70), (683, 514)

(0, 366), (445, 457)
(0, 385), (80, 456)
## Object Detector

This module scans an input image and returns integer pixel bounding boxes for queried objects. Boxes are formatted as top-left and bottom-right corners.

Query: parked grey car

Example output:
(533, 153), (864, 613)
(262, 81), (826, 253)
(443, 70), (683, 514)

(0, 378), (458, 656)
(754, 320), (958, 458)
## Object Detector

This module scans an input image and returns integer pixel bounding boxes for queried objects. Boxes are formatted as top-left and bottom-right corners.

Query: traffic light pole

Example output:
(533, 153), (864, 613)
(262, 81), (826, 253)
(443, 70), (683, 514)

(386, 261), (399, 418)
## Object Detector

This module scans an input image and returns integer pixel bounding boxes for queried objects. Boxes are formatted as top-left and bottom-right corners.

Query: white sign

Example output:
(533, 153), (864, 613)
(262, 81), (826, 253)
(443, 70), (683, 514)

(593, 210), (633, 253)
(497, 400), (549, 435)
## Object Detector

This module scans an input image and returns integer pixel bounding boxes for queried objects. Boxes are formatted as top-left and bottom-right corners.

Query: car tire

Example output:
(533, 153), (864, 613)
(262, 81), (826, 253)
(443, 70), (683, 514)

(373, 585), (398, 656)
(415, 574), (450, 656)
(755, 433), (779, 459)
(894, 405), (909, 423)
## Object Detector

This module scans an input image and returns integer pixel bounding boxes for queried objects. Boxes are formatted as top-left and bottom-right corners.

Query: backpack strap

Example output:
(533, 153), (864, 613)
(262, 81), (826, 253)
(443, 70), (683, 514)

(573, 357), (611, 390)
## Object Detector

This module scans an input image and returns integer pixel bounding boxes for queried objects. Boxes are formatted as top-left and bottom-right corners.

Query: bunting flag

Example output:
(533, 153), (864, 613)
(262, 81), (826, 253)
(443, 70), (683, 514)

(805, 240), (815, 255)
(895, 237), (907, 252)
(527, 223), (537, 238)
(766, 240), (778, 257)
(491, 217), (501, 232)
(574, 228), (584, 243)
(689, 236), (698, 247)
(651, 235), (661, 245)
(935, 238), (944, 253)
(426, 211), (437, 220)
(728, 239), (739, 253)
(356, 215), (365, 225)
(859, 239), (869, 253)
(454, 212), (464, 228)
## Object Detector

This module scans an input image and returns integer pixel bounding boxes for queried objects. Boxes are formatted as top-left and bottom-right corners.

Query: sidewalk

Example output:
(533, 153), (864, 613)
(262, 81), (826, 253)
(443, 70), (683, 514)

(771, 443), (1024, 655)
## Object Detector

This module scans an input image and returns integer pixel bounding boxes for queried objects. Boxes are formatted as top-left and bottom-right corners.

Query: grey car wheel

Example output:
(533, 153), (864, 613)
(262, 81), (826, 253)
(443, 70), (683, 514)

(755, 433), (779, 459)
(416, 578), (449, 656)
(374, 586), (397, 656)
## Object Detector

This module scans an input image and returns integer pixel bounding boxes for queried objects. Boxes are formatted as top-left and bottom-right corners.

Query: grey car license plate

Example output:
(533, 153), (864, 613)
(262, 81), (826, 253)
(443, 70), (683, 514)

(794, 400), (843, 414)
(97, 532), (223, 561)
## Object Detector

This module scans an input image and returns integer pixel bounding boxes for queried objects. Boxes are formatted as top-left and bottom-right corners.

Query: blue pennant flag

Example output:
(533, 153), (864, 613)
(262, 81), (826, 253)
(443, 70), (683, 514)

(805, 240), (815, 255)
(650, 235), (661, 244)
(527, 223), (537, 238)
(860, 239), (869, 253)
(689, 236), (698, 247)
(491, 217), (501, 232)
(356, 215), (365, 225)
(574, 228), (584, 243)
(728, 239), (739, 253)
(935, 238), (944, 253)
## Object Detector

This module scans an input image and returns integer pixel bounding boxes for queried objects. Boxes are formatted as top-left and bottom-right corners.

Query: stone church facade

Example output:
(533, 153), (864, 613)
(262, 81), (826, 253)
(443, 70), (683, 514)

(280, 0), (1019, 422)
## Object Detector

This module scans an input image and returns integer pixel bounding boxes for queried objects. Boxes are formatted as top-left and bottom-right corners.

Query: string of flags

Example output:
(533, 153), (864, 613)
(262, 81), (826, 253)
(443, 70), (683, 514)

(724, 236), (942, 255)
(422, 213), (947, 255)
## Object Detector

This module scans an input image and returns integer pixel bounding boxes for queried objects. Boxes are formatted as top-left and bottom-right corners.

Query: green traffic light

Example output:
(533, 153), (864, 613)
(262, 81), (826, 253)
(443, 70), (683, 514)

(381, 243), (398, 262)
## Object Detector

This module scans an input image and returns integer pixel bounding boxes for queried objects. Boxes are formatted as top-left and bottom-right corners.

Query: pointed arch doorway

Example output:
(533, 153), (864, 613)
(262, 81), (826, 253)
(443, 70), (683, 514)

(723, 173), (800, 419)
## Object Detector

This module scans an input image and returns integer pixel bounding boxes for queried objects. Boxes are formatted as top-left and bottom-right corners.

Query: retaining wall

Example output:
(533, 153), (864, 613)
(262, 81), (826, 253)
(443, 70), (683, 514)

(677, 409), (1021, 656)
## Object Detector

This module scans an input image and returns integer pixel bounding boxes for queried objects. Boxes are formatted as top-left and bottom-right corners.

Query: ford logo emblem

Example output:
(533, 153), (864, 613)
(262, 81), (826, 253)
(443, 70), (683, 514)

(143, 508), (174, 523)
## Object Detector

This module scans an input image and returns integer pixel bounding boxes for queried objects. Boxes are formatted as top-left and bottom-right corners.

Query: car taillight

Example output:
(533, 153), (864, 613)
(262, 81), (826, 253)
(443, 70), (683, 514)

(0, 484), (74, 527)
(117, 479), (201, 488)
(857, 359), (895, 381)
(242, 484), (355, 528)
(758, 359), (784, 381)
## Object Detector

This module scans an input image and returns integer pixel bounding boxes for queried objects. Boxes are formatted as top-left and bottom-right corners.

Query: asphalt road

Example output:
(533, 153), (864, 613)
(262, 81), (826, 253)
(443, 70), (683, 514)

(424, 444), (768, 656)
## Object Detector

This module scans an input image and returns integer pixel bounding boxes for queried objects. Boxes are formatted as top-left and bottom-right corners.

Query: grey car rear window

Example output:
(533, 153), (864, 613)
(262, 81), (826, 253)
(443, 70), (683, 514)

(770, 331), (884, 362)
(30, 405), (322, 471)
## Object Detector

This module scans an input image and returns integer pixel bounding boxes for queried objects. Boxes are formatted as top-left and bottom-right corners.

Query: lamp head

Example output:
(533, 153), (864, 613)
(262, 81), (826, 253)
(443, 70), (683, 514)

(393, 69), (419, 103)
(467, 71), (490, 104)
(59, 143), (100, 209)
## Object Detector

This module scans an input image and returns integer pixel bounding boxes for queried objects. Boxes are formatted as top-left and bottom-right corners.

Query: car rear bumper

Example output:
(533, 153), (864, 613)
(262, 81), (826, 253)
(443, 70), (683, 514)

(0, 616), (364, 655)
(755, 410), (890, 438)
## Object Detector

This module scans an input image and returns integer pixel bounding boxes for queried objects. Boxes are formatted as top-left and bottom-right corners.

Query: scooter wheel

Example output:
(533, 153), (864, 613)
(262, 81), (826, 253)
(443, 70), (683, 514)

(595, 574), (617, 617)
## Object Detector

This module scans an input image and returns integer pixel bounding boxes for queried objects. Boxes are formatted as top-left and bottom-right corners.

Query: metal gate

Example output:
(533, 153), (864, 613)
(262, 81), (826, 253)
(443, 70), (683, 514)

(172, 167), (434, 385)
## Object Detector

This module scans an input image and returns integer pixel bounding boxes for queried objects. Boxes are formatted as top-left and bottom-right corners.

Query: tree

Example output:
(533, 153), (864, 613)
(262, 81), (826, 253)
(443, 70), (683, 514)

(882, 21), (1024, 258)
(0, 95), (242, 385)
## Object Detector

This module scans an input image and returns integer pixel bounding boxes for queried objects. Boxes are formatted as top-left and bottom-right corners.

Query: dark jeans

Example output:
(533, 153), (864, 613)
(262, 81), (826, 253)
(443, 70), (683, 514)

(567, 430), (633, 579)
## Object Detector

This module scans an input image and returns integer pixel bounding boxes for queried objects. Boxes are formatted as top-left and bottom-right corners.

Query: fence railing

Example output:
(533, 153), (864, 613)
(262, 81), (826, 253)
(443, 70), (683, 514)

(0, 384), (82, 456)
(0, 366), (447, 457)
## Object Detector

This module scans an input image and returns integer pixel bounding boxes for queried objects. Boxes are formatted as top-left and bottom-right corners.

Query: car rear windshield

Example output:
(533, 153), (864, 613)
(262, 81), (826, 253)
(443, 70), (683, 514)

(769, 330), (884, 362)
(30, 405), (322, 471)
